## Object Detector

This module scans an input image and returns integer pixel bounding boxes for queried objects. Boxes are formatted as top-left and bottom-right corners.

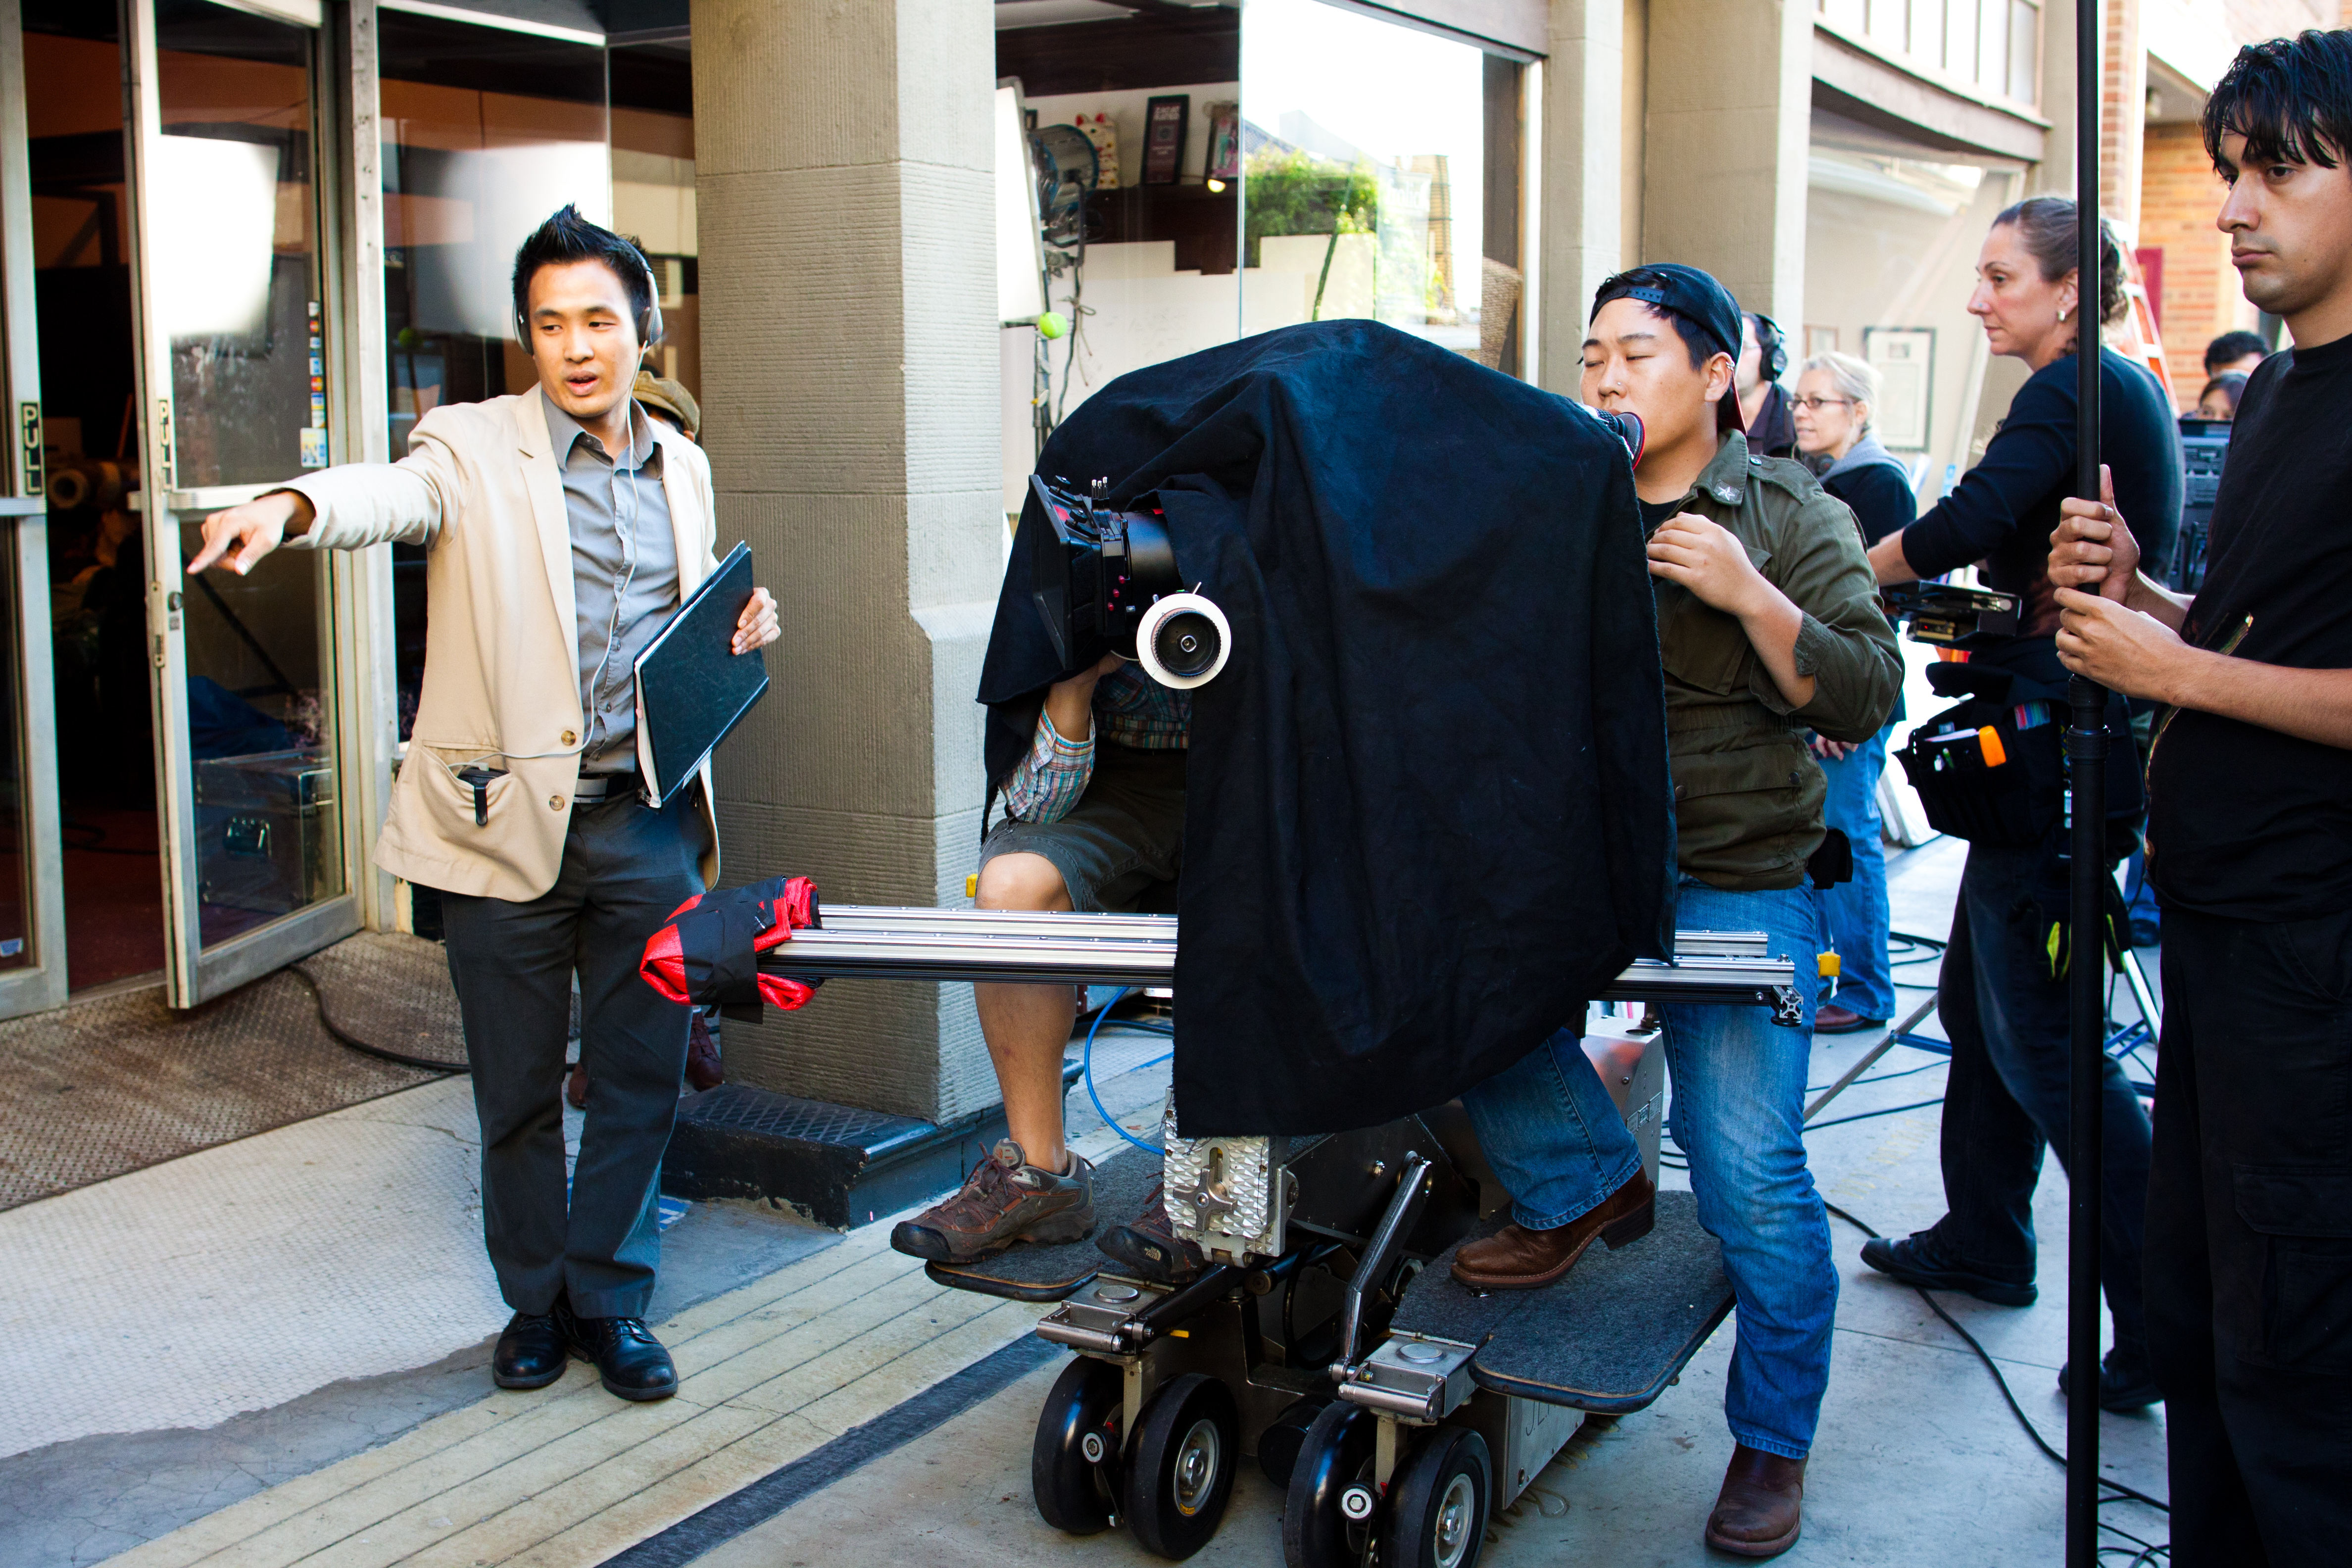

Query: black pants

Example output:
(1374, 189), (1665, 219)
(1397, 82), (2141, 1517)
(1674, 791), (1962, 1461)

(440, 789), (706, 1319)
(1930, 839), (2152, 1347)
(2148, 903), (2352, 1565)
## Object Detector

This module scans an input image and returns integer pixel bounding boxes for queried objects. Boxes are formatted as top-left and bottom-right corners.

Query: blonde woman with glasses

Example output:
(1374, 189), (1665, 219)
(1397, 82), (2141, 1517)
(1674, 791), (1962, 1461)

(1789, 350), (1915, 1035)
(1792, 351), (1914, 549)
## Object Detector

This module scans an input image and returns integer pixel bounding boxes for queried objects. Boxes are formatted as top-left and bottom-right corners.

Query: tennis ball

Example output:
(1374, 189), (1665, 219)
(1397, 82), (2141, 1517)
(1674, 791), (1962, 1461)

(1037, 310), (1070, 340)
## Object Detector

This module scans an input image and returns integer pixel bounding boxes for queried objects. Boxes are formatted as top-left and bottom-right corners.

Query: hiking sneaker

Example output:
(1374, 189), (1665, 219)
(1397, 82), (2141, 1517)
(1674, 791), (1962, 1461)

(1096, 1178), (1205, 1285)
(890, 1140), (1096, 1264)
(1859, 1230), (2038, 1307)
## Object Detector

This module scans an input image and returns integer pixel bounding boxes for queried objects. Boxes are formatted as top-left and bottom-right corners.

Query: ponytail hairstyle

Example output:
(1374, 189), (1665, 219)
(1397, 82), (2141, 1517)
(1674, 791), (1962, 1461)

(1992, 195), (2126, 326)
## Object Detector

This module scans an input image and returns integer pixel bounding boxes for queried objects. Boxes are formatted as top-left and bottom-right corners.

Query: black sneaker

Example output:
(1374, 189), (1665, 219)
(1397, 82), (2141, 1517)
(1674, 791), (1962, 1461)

(2058, 1346), (2162, 1412)
(558, 1306), (679, 1402)
(890, 1140), (1096, 1264)
(1859, 1231), (2038, 1307)
(1096, 1178), (1205, 1284)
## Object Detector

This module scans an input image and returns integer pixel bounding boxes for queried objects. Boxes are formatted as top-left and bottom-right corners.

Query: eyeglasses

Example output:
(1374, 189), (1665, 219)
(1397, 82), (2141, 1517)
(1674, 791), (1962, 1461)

(1792, 396), (1855, 413)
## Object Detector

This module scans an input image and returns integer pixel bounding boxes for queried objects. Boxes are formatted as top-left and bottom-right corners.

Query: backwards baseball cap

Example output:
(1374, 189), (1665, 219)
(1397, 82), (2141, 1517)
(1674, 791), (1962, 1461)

(1589, 263), (1747, 432)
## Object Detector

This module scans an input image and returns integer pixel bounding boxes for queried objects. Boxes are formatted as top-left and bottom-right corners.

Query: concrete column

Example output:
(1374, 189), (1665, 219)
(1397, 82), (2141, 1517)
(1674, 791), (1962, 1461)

(692, 0), (1003, 1124)
(1537, 0), (1627, 392)
(1639, 0), (1811, 326)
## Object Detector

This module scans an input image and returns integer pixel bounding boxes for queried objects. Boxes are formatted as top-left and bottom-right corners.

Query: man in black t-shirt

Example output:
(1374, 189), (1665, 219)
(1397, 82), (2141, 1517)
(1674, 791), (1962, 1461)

(2050, 33), (2352, 1563)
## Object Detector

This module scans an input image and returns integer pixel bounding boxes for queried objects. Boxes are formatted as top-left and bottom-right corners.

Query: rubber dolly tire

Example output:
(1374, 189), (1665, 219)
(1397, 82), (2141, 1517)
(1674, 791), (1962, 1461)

(1123, 1372), (1240, 1560)
(1384, 1425), (1492, 1568)
(1282, 1399), (1379, 1568)
(1258, 1396), (1330, 1490)
(1031, 1356), (1124, 1534)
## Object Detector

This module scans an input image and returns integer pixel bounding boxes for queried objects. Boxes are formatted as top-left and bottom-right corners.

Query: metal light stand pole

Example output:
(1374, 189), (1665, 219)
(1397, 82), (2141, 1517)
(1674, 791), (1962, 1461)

(2066, 0), (2108, 1563)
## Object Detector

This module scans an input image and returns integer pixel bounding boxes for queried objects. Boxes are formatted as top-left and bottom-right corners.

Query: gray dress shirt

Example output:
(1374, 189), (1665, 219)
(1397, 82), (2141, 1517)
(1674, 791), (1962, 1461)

(540, 389), (679, 773)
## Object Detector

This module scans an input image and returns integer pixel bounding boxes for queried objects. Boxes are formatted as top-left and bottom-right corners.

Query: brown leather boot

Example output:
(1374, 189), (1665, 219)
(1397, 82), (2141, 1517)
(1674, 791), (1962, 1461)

(685, 1011), (724, 1092)
(1450, 1169), (1655, 1290)
(1704, 1444), (1805, 1557)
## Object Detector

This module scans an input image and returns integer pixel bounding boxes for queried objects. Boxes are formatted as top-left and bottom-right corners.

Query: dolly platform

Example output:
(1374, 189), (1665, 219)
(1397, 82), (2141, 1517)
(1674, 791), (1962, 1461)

(752, 908), (1783, 1565)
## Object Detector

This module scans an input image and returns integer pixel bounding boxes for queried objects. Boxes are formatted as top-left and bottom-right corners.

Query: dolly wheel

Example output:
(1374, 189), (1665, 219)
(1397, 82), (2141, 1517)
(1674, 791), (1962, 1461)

(1258, 1397), (1330, 1489)
(1282, 1400), (1378, 1568)
(1384, 1426), (1492, 1568)
(1123, 1372), (1239, 1559)
(1031, 1357), (1123, 1534)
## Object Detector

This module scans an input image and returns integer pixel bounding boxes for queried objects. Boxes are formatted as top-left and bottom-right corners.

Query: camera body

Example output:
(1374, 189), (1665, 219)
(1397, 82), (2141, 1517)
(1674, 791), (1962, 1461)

(1881, 580), (2020, 649)
(1029, 475), (1230, 688)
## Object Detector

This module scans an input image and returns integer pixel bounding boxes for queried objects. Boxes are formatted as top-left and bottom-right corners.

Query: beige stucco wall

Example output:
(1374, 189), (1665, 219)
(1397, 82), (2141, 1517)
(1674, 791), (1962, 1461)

(1641, 0), (1811, 325)
(691, 0), (1004, 1124)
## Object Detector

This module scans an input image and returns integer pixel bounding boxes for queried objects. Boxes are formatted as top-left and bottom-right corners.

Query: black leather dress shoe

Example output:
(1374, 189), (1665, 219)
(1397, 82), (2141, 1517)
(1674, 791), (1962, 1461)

(493, 1310), (568, 1390)
(560, 1308), (679, 1402)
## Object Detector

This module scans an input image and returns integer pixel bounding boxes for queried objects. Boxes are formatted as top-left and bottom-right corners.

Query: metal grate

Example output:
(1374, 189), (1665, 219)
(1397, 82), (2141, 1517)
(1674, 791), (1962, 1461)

(0, 931), (465, 1210)
(679, 1083), (929, 1148)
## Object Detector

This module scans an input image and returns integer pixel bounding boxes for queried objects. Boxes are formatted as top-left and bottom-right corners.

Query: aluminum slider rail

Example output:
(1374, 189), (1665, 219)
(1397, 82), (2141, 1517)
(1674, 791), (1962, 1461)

(764, 908), (1796, 1009)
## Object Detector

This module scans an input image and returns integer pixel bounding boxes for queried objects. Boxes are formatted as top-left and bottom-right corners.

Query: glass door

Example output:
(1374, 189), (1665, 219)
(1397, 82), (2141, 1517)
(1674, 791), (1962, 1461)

(125, 0), (357, 1005)
(0, 0), (69, 1017)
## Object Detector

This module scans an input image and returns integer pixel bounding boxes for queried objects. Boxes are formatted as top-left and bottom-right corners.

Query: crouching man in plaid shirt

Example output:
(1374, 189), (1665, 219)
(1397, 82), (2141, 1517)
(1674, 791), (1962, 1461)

(889, 651), (1195, 1277)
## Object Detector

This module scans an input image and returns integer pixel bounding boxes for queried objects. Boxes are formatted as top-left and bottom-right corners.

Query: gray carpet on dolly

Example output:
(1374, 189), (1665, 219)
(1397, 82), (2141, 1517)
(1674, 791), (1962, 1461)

(1392, 1189), (1736, 1414)
(0, 931), (464, 1209)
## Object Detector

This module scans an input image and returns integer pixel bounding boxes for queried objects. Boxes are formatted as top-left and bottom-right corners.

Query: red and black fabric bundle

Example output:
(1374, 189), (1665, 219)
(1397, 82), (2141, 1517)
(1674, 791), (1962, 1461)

(640, 875), (822, 1017)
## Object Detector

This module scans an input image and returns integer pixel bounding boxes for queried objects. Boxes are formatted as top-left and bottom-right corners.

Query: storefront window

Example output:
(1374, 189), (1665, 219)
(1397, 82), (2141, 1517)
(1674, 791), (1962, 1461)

(1239, 0), (1511, 367)
(378, 12), (608, 459)
(153, 0), (321, 490)
(995, 3), (1242, 513)
(612, 39), (697, 398)
(378, 12), (607, 739)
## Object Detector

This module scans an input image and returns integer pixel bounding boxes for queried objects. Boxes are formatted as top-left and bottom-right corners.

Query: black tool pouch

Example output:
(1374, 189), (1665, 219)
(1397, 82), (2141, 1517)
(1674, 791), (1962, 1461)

(1894, 639), (2144, 854)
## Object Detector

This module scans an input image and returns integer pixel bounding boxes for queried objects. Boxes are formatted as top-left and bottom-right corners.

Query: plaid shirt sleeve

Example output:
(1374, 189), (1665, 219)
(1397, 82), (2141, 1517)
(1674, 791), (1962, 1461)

(1000, 709), (1097, 824)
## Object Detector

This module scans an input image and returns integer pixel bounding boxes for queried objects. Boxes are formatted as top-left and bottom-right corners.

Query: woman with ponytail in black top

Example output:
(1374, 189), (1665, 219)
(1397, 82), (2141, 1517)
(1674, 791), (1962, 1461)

(1854, 197), (2182, 1417)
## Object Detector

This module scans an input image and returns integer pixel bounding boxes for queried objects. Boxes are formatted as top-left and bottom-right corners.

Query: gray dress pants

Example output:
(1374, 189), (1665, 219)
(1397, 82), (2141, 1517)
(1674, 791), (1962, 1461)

(440, 787), (707, 1319)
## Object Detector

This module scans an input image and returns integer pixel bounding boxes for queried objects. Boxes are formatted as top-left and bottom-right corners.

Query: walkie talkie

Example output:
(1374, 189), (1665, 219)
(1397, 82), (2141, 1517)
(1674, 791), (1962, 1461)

(454, 765), (505, 827)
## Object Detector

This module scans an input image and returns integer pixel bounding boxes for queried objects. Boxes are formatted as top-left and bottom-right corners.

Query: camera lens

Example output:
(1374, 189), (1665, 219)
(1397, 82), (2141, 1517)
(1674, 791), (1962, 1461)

(1154, 610), (1221, 678)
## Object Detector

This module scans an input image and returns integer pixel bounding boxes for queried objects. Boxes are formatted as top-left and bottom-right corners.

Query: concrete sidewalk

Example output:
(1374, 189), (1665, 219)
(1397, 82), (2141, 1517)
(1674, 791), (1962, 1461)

(0, 833), (2174, 1566)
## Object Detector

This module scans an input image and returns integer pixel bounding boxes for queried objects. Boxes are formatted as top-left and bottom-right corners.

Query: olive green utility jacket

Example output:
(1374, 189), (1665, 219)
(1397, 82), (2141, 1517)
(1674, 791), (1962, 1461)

(1650, 432), (1904, 890)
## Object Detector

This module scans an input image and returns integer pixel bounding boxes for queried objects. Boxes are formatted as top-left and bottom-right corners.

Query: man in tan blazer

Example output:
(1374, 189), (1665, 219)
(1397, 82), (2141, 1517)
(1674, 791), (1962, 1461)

(191, 207), (779, 1403)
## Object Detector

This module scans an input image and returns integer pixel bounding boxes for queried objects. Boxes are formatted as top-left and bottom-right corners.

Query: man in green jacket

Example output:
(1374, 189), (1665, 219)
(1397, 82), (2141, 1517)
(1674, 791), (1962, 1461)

(1449, 265), (1901, 1559)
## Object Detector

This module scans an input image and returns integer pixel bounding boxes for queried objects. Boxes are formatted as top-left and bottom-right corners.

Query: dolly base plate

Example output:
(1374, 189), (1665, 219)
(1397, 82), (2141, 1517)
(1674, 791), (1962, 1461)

(1391, 1189), (1734, 1414)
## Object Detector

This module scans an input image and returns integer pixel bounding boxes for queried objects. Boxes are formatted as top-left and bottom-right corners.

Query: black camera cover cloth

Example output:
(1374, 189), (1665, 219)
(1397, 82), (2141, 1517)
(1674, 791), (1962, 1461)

(979, 320), (1676, 1136)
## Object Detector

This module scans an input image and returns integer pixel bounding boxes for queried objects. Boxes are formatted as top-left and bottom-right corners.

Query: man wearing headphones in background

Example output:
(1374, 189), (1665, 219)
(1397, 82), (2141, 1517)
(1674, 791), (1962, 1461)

(188, 206), (781, 1405)
(1738, 311), (1799, 458)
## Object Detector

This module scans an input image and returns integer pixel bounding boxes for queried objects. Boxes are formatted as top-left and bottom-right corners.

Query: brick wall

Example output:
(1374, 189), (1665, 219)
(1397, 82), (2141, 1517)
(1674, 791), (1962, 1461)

(2141, 121), (2250, 402)
(2104, 0), (2147, 235)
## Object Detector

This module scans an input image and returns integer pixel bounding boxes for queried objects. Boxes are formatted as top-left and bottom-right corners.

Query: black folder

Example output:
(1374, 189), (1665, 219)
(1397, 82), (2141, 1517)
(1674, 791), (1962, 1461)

(632, 541), (770, 805)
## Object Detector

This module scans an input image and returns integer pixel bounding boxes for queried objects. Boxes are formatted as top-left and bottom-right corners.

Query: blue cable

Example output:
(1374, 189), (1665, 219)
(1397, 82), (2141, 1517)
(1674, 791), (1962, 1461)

(1082, 987), (1164, 1154)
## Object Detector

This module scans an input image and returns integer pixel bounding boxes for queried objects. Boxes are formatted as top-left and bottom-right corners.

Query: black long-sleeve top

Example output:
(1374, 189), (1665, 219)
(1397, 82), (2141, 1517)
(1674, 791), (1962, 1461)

(1821, 462), (1915, 546)
(1899, 348), (2182, 635)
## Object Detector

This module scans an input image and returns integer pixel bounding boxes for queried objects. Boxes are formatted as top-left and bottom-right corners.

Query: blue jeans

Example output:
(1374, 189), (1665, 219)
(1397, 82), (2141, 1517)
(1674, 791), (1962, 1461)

(1816, 722), (1896, 1021)
(1462, 879), (1836, 1458)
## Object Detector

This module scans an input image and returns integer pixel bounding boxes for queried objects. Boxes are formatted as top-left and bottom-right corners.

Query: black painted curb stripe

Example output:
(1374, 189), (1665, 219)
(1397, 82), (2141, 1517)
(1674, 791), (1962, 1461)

(601, 1331), (1065, 1567)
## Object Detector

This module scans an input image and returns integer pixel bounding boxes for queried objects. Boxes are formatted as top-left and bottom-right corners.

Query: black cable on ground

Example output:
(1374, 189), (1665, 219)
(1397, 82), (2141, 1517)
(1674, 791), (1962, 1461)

(1806, 1096), (1946, 1131)
(290, 962), (471, 1075)
(1888, 930), (1950, 967)
(1823, 1199), (2171, 1519)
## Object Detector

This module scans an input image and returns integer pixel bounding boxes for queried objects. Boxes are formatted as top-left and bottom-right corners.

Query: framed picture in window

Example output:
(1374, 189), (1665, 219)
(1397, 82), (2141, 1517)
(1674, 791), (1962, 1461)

(1862, 327), (1935, 450)
(1142, 94), (1189, 186)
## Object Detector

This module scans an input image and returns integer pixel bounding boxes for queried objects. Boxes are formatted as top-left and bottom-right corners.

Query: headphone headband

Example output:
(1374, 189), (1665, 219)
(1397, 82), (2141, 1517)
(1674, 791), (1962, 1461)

(1749, 312), (1787, 381)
